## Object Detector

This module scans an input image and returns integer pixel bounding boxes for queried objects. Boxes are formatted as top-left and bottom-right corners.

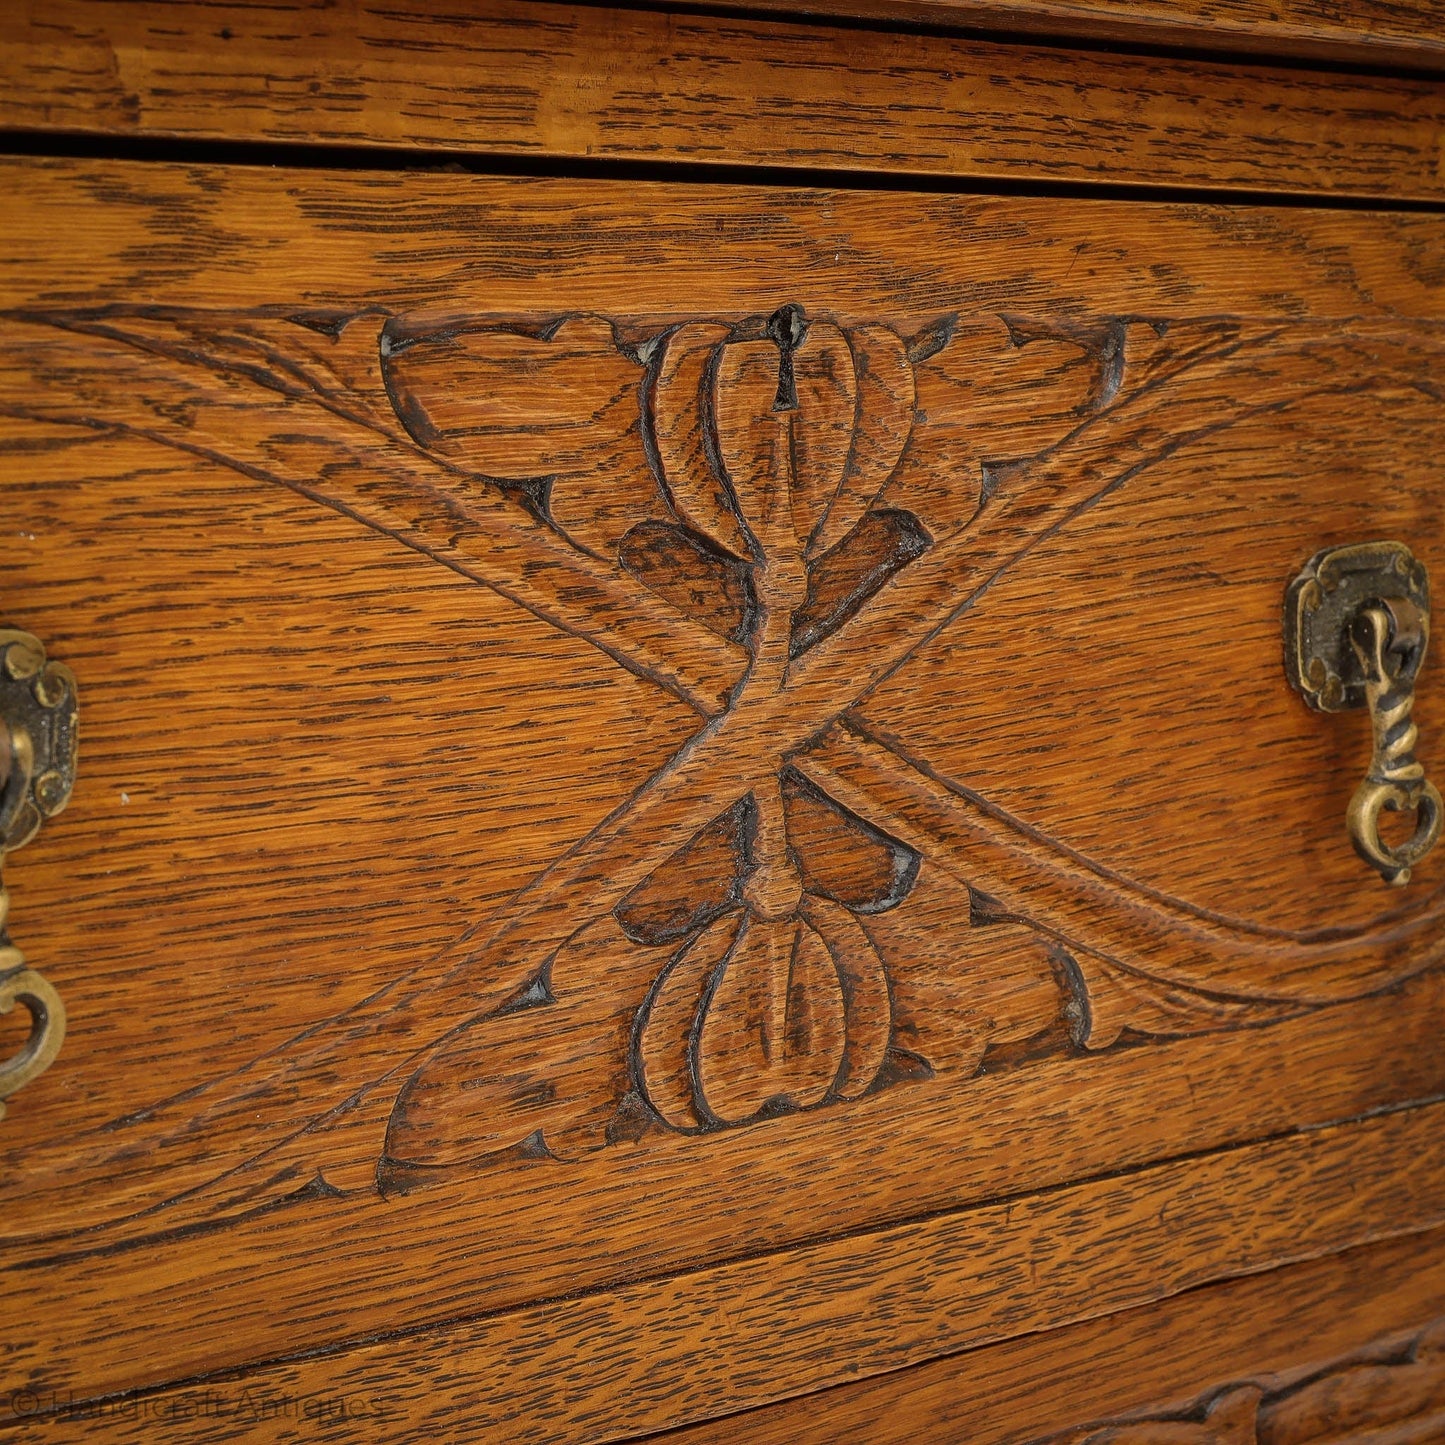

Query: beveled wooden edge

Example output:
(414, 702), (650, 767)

(632, 0), (1445, 74)
(4, 0), (1445, 203)
(12, 1102), (1445, 1442)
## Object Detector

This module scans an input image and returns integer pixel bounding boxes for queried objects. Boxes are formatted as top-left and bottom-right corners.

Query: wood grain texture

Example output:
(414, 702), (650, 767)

(662, 0), (1445, 74)
(660, 1226), (1445, 1445)
(10, 1106), (1445, 1441)
(1039, 1321), (1445, 1443)
(6, 1), (1445, 201)
(4, 159), (1445, 1421)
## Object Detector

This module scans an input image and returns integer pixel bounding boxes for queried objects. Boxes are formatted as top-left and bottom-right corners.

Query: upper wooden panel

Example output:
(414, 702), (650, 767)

(691, 0), (1445, 73)
(5, 0), (1445, 202)
(4, 159), (1445, 1421)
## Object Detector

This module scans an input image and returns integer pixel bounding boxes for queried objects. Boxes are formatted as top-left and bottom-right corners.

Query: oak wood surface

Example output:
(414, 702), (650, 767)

(660, 1226), (1445, 1445)
(657, 0), (1445, 73)
(4, 159), (1445, 1430)
(10, 1105), (1445, 1441)
(6, 1), (1445, 202)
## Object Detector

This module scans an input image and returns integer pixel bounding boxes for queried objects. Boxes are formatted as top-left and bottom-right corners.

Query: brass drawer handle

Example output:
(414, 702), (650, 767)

(0, 628), (77, 1118)
(1285, 542), (1441, 886)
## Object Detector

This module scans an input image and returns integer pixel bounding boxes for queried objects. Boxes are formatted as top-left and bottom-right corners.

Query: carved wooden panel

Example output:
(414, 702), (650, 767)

(9, 296), (1444, 1184)
(3, 159), (1445, 1420)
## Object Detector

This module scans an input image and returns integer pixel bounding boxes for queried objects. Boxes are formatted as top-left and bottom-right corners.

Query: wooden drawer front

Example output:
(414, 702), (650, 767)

(4, 159), (1445, 1422)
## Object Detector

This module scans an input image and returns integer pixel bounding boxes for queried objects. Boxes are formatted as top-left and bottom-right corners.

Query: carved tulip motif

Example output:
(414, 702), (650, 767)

(617, 304), (937, 1129)
(621, 778), (917, 1129)
(639, 302), (936, 665)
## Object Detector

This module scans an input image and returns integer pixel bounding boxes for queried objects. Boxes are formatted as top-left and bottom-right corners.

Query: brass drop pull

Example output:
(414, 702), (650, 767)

(0, 628), (77, 1118)
(1285, 542), (1441, 886)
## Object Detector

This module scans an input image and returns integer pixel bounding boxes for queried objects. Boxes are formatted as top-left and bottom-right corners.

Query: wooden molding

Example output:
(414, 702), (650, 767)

(652, 0), (1445, 74)
(4, 1), (1445, 200)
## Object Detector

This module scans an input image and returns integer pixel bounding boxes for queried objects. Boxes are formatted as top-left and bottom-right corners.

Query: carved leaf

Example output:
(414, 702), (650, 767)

(382, 916), (662, 1172)
(618, 520), (755, 643)
(380, 314), (662, 557)
(783, 769), (920, 913)
(695, 914), (847, 1124)
(1068, 952), (1301, 1052)
(18, 305), (410, 441)
(880, 315), (1248, 540)
(1258, 1324), (1445, 1443)
(1046, 1318), (1445, 1444)
(644, 322), (750, 559)
(790, 508), (931, 659)
(868, 866), (1060, 1085)
(1065, 1387), (1262, 1443)
(615, 797), (754, 946)
(381, 315), (623, 469)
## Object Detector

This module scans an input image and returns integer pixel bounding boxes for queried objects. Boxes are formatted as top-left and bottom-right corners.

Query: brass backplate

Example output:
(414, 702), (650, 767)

(1284, 541), (1430, 714)
(0, 627), (77, 1117)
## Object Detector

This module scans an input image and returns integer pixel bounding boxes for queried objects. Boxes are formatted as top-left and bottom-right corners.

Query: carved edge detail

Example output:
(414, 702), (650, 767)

(1038, 1314), (1445, 1443)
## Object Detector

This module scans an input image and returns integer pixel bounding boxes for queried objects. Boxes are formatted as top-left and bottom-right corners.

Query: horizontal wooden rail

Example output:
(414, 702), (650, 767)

(4, 0), (1445, 201)
(11, 1103), (1445, 1442)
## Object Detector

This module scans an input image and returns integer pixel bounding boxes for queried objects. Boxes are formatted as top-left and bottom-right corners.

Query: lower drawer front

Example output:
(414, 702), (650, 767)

(3, 158), (1445, 1432)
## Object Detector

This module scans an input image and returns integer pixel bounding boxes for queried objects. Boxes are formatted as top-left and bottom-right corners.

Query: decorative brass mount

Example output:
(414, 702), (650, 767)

(1285, 542), (1441, 886)
(0, 628), (77, 1118)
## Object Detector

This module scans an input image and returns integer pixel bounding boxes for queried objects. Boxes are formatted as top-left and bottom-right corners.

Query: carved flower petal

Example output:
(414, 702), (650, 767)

(696, 915), (846, 1124)
(636, 910), (744, 1131)
(801, 896), (892, 1101)
(644, 323), (750, 559)
(790, 321), (857, 554)
(809, 323), (916, 559)
(711, 339), (795, 568)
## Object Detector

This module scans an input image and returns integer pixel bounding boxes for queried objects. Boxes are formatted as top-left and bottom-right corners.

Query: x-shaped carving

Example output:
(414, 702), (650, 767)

(6, 300), (1407, 1205)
